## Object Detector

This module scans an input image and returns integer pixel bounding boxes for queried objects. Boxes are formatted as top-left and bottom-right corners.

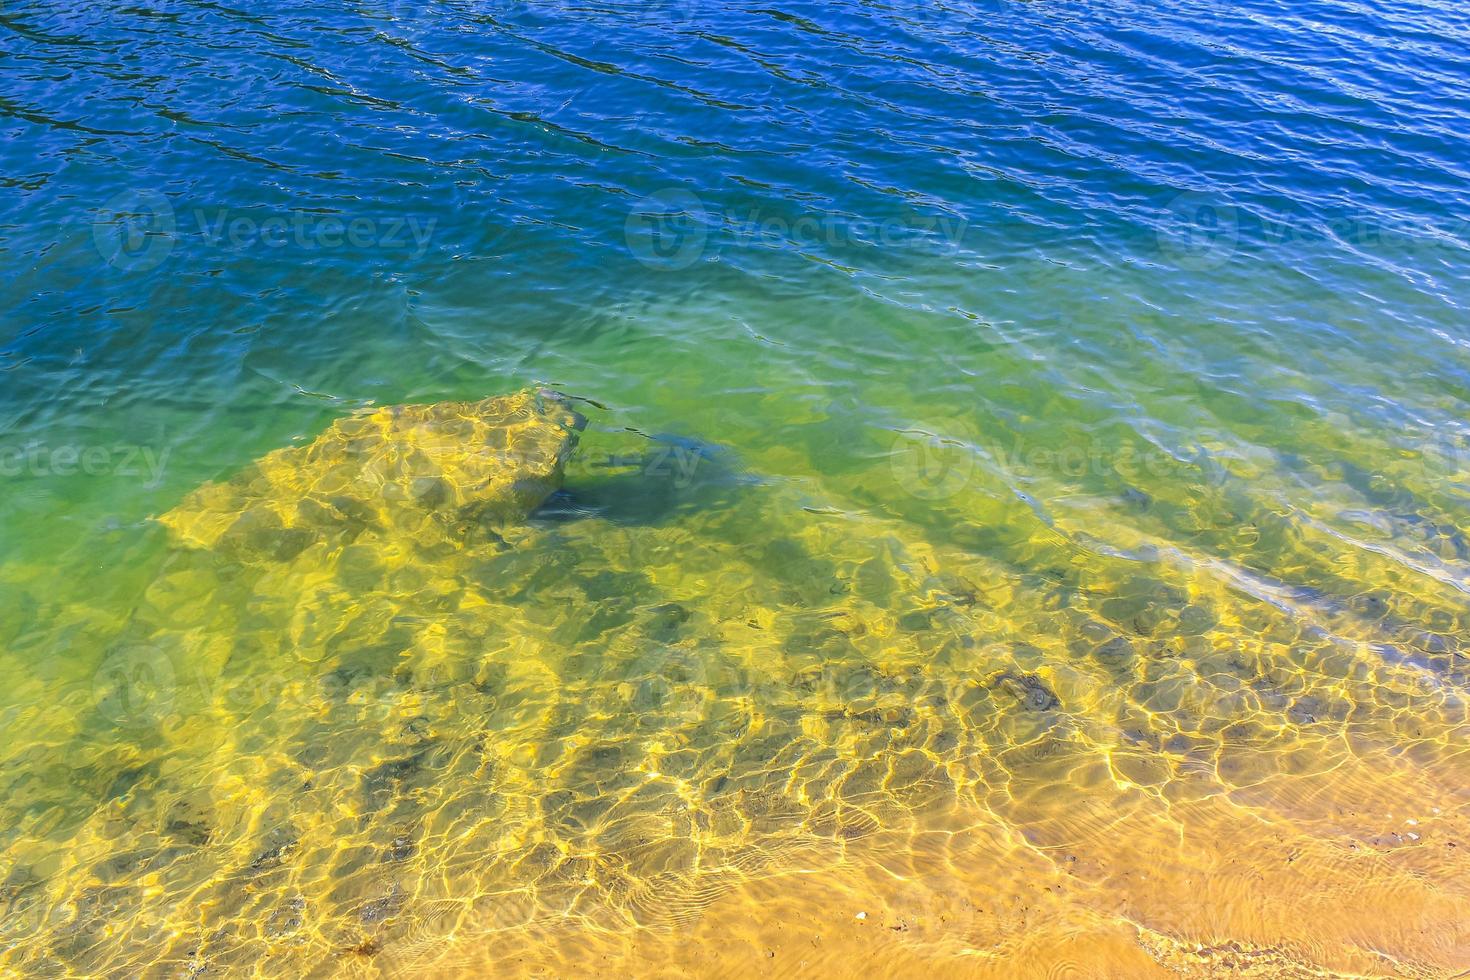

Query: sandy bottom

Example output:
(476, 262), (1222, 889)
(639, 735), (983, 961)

(3, 405), (1469, 978)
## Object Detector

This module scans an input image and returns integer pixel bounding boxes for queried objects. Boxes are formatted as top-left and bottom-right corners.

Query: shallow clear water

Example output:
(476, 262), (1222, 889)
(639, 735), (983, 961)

(3, 0), (1470, 975)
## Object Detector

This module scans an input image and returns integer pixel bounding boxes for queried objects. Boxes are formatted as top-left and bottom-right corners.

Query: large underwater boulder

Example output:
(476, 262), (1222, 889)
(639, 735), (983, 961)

(158, 388), (585, 561)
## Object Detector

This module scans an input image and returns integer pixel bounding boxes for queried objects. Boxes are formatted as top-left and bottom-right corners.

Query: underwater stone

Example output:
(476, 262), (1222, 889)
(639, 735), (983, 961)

(989, 670), (1061, 712)
(897, 609), (934, 632)
(158, 389), (585, 560)
(1177, 604), (1216, 635)
(1094, 635), (1136, 668)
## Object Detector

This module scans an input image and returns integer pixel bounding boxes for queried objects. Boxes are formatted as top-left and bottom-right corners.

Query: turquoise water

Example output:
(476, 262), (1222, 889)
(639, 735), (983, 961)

(3, 0), (1470, 975)
(6, 0), (1468, 576)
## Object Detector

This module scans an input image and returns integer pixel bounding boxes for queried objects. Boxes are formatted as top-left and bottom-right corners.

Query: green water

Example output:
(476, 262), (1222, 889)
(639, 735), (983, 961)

(5, 249), (1470, 974)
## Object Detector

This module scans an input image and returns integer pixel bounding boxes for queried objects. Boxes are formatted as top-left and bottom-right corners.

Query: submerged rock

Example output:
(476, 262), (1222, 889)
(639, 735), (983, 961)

(159, 388), (585, 561)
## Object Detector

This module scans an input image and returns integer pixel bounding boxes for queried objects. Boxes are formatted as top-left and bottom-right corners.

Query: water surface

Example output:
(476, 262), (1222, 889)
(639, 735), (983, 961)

(2, 0), (1470, 975)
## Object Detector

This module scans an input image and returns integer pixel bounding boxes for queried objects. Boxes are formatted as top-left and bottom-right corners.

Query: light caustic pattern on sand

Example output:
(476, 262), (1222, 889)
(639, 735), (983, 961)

(1, 391), (1468, 978)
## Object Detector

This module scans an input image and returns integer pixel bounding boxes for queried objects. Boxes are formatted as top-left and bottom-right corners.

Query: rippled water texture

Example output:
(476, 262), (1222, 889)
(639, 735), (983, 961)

(4, 0), (1470, 975)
